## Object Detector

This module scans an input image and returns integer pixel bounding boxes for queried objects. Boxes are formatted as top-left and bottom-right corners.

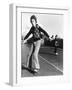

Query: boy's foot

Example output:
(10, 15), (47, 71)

(33, 68), (40, 73)
(22, 64), (40, 74)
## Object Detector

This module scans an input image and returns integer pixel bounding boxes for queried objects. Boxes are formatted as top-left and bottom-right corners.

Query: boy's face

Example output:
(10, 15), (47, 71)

(31, 19), (36, 27)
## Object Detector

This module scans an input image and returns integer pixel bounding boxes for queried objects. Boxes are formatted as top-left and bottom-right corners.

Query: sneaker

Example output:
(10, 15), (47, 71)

(33, 68), (40, 73)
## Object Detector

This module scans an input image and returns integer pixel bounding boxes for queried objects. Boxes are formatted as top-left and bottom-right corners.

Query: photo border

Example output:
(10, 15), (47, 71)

(9, 4), (70, 86)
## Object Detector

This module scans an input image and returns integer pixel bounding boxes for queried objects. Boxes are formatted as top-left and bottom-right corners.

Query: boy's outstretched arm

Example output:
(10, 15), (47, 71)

(39, 26), (49, 38)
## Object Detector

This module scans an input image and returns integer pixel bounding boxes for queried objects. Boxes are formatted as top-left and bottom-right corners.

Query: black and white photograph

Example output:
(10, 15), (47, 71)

(21, 12), (63, 77)
(9, 4), (70, 86)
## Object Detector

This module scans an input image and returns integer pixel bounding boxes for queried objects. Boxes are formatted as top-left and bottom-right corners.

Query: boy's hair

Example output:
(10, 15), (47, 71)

(30, 15), (37, 23)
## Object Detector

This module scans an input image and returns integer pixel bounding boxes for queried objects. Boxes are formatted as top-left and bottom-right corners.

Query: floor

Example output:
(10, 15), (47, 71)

(21, 44), (63, 77)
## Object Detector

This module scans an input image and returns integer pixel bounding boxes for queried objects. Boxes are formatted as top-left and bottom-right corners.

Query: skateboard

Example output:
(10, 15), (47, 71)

(22, 64), (39, 75)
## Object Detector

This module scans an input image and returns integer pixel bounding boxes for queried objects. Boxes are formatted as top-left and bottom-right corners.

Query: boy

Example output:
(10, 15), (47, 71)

(24, 15), (49, 73)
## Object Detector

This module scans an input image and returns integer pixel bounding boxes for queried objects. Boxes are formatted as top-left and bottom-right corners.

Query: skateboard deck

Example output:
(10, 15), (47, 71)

(22, 64), (39, 75)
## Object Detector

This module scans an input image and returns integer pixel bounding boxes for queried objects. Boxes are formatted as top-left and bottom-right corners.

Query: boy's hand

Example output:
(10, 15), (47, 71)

(23, 40), (27, 44)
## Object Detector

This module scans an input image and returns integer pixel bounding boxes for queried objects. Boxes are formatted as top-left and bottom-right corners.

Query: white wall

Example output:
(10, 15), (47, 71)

(0, 0), (72, 89)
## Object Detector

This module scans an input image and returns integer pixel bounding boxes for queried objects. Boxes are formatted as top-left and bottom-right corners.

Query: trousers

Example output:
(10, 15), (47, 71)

(27, 39), (42, 69)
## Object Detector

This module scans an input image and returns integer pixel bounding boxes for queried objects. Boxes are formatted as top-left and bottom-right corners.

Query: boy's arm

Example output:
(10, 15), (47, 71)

(24, 28), (32, 40)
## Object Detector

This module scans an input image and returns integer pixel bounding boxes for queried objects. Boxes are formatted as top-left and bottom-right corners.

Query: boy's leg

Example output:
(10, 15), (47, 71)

(33, 40), (41, 69)
(27, 44), (34, 68)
